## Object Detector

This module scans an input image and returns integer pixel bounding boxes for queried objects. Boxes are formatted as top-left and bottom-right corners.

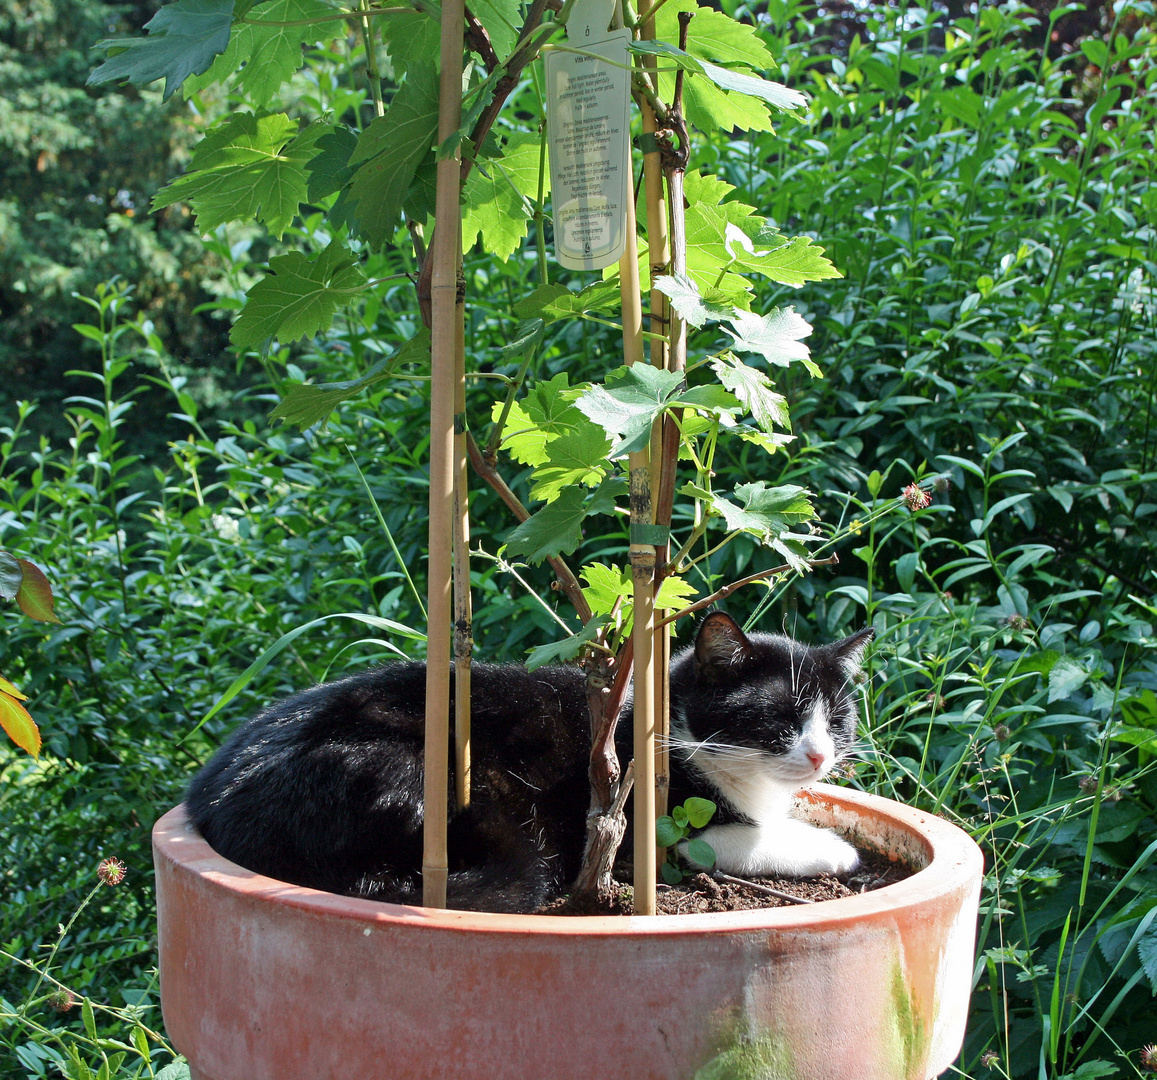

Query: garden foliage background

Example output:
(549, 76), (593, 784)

(1, 0), (1155, 1077)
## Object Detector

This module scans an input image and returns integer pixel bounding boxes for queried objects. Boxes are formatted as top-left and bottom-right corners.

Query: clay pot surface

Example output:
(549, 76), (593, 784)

(154, 784), (982, 1080)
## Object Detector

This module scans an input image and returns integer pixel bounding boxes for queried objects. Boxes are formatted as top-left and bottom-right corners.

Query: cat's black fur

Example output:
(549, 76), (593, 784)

(186, 613), (873, 912)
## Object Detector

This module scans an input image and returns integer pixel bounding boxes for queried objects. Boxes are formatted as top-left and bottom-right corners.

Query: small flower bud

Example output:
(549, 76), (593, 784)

(933, 475), (951, 493)
(993, 724), (1011, 742)
(46, 988), (77, 1013)
(926, 692), (947, 713)
(1005, 614), (1030, 632)
(97, 857), (126, 886)
(902, 483), (932, 511)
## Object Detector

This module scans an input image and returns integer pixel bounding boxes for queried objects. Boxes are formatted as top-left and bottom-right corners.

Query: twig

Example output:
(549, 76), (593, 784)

(711, 870), (814, 905)
(657, 554), (840, 628)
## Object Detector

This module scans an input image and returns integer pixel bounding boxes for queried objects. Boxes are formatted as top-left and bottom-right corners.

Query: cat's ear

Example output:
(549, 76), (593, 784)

(830, 627), (875, 675)
(694, 612), (752, 680)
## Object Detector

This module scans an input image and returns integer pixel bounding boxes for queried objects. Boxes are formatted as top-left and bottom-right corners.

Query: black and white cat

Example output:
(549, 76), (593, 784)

(186, 612), (873, 912)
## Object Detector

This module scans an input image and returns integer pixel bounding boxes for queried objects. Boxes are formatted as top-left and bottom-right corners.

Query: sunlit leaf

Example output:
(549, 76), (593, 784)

(153, 113), (327, 237)
(723, 308), (817, 373)
(0, 686), (40, 758)
(0, 551), (21, 601)
(711, 353), (790, 433)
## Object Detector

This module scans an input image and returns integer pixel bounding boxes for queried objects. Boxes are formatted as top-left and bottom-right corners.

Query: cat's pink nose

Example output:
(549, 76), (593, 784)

(807, 751), (826, 771)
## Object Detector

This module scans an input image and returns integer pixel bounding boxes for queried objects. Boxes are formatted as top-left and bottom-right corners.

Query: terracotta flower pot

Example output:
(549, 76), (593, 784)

(154, 783), (982, 1080)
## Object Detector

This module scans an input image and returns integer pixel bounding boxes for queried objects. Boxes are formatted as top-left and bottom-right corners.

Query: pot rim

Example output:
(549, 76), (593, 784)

(155, 784), (982, 937)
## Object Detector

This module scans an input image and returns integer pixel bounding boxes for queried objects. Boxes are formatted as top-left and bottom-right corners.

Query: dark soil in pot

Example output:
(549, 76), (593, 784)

(538, 847), (913, 915)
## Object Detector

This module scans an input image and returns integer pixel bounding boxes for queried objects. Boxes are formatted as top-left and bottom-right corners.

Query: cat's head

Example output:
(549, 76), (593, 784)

(669, 612), (874, 802)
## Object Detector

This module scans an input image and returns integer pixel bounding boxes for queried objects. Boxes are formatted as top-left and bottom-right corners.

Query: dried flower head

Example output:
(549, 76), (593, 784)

(902, 483), (932, 511)
(1005, 613), (1030, 632)
(933, 474), (951, 493)
(1078, 775), (1099, 795)
(46, 988), (77, 1013)
(926, 692), (947, 713)
(993, 724), (1011, 742)
(980, 1049), (999, 1068)
(97, 857), (126, 886)
(1140, 1044), (1157, 1072)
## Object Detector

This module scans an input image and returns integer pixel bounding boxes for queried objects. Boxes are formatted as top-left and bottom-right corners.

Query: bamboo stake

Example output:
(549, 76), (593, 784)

(638, 17), (673, 828)
(620, 191), (657, 916)
(453, 286), (472, 810)
(422, 0), (465, 910)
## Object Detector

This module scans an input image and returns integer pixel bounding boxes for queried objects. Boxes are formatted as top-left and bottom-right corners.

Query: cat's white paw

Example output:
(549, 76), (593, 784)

(697, 821), (860, 879)
(802, 827), (861, 877)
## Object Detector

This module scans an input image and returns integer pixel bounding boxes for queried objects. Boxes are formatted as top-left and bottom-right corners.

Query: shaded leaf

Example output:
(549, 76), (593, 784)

(231, 240), (367, 348)
(271, 329), (431, 429)
(14, 559), (60, 624)
(503, 480), (624, 563)
(88, 0), (234, 102)
(461, 132), (546, 261)
(684, 837), (717, 868)
(524, 615), (606, 671)
(347, 65), (440, 247)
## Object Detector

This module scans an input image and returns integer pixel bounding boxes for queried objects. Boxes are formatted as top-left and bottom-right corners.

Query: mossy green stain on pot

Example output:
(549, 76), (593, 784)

(693, 1014), (796, 1080)
(889, 957), (932, 1078)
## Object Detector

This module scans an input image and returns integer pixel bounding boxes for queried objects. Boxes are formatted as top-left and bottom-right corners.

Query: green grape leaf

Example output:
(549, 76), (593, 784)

(723, 308), (816, 373)
(656, 0), (776, 70)
(186, 0), (345, 100)
(377, 11), (441, 78)
(710, 482), (816, 564)
(153, 113), (326, 237)
(270, 329), (430, 429)
(655, 574), (698, 612)
(581, 563), (631, 617)
(88, 0), (235, 101)
(467, 0), (522, 61)
(494, 373), (587, 467)
(699, 61), (806, 113)
(711, 353), (790, 433)
(527, 424), (612, 504)
(653, 272), (736, 328)
(732, 231), (842, 287)
(306, 125), (359, 202)
(230, 240), (367, 348)
(503, 479), (624, 563)
(576, 365), (685, 456)
(682, 74), (774, 135)
(525, 615), (607, 671)
(347, 64), (440, 247)
(462, 132), (547, 261)
(514, 279), (621, 323)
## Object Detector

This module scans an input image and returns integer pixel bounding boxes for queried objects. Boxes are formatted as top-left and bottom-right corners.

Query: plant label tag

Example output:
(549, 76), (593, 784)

(544, 6), (631, 272)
